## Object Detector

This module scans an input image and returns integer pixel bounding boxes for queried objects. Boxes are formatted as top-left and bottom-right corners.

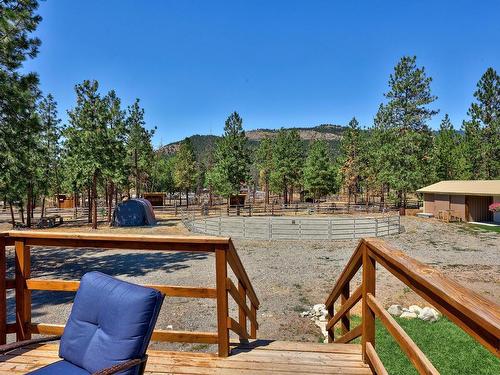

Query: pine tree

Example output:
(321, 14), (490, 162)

(381, 56), (438, 206)
(0, 0), (42, 226)
(303, 140), (335, 201)
(65, 80), (112, 229)
(269, 129), (304, 204)
(254, 137), (274, 205)
(462, 67), (500, 179)
(432, 114), (467, 181)
(173, 138), (197, 207)
(340, 118), (363, 206)
(206, 112), (250, 202)
(126, 99), (155, 197)
(37, 93), (62, 217)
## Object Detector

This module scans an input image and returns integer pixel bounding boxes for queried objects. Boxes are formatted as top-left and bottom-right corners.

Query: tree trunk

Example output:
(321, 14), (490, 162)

(74, 191), (78, 218)
(134, 149), (139, 197)
(87, 188), (92, 223)
(290, 186), (294, 204)
(283, 179), (288, 205)
(185, 189), (189, 208)
(19, 202), (25, 224)
(9, 202), (15, 227)
(107, 182), (114, 223)
(265, 180), (270, 205)
(26, 184), (32, 228)
(380, 186), (385, 212)
(92, 172), (98, 230)
(40, 196), (46, 219)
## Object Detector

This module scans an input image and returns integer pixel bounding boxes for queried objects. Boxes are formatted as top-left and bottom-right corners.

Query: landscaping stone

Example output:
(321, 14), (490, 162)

(400, 311), (418, 319)
(418, 307), (440, 322)
(387, 304), (404, 316)
(408, 305), (423, 315)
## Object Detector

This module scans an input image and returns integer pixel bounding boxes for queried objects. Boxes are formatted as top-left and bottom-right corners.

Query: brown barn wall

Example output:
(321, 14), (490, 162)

(434, 194), (450, 213)
(423, 193), (434, 214)
(450, 195), (466, 221)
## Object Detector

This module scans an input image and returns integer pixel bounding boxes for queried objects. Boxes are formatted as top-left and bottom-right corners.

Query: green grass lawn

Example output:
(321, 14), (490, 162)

(338, 316), (499, 374)
(469, 223), (500, 233)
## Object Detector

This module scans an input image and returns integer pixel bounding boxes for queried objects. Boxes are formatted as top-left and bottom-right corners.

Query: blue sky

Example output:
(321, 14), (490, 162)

(24, 0), (500, 146)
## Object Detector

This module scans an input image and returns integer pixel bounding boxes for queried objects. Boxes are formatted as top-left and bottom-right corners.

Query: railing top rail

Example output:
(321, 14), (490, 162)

(363, 237), (500, 347)
(325, 241), (363, 307)
(4, 231), (230, 245)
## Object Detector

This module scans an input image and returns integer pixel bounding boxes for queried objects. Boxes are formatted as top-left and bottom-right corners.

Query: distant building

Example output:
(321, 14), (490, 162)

(143, 192), (165, 207)
(417, 180), (500, 223)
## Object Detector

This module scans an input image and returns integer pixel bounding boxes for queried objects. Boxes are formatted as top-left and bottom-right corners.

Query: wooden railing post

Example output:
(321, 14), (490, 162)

(215, 246), (229, 357)
(327, 304), (335, 343)
(250, 304), (257, 339)
(15, 240), (31, 341)
(361, 243), (375, 362)
(238, 281), (247, 339)
(340, 283), (350, 335)
(0, 235), (6, 344)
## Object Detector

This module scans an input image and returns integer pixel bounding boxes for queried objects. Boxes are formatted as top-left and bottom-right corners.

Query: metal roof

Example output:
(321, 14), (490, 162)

(417, 180), (500, 196)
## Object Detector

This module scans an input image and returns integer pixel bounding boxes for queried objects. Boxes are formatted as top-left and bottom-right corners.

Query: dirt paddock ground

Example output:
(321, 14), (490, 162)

(1, 216), (498, 350)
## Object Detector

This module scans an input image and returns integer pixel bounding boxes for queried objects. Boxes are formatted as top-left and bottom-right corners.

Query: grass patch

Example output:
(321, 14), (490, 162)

(336, 316), (499, 374)
(469, 224), (500, 233)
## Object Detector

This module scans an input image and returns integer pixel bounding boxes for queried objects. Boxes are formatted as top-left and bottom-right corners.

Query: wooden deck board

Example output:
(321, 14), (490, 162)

(0, 341), (372, 374)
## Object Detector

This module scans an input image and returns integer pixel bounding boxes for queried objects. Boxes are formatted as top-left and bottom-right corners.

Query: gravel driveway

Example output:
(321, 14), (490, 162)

(2, 216), (498, 351)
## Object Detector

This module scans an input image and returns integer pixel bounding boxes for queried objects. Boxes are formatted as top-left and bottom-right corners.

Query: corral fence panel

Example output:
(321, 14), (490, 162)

(183, 214), (401, 240)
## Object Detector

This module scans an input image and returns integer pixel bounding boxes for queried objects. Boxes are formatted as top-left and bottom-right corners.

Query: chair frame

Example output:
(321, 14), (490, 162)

(0, 335), (148, 375)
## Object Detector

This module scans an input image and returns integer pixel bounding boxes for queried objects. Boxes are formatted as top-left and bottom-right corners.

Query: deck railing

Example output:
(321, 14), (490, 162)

(325, 238), (500, 374)
(0, 231), (260, 357)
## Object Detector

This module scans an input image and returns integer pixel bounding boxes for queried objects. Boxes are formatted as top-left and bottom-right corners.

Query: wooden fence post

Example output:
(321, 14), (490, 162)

(341, 283), (350, 335)
(15, 240), (31, 341)
(238, 281), (247, 339)
(327, 304), (335, 343)
(361, 243), (376, 362)
(215, 247), (229, 357)
(0, 235), (6, 344)
(250, 304), (257, 339)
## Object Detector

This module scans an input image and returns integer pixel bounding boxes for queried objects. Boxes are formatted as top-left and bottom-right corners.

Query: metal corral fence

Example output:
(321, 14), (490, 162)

(183, 214), (401, 240)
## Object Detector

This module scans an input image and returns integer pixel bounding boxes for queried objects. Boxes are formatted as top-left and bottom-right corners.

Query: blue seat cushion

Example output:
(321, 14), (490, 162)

(29, 360), (90, 374)
(59, 272), (163, 375)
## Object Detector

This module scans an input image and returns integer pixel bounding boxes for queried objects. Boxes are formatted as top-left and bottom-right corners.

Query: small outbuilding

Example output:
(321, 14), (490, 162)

(417, 180), (500, 223)
(112, 198), (157, 227)
(143, 192), (165, 207)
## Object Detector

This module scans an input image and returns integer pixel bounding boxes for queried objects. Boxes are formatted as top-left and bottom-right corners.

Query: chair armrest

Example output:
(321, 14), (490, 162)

(92, 356), (147, 375)
(0, 335), (62, 354)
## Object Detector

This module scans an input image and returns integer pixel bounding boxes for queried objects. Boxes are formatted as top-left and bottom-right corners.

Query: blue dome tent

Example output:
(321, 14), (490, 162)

(111, 198), (157, 227)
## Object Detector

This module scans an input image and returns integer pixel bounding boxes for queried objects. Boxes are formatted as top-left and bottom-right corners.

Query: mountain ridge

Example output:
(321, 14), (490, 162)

(157, 123), (347, 160)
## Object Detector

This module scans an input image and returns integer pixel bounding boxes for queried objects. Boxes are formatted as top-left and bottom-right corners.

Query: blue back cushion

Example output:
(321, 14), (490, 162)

(59, 272), (164, 374)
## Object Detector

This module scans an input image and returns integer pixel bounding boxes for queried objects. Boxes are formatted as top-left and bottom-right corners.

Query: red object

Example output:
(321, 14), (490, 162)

(488, 202), (500, 212)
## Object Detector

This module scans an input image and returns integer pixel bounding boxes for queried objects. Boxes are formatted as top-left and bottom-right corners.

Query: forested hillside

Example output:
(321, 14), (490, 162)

(158, 124), (346, 161)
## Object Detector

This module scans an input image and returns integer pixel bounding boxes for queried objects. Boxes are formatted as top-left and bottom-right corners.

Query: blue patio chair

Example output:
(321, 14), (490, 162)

(0, 272), (164, 375)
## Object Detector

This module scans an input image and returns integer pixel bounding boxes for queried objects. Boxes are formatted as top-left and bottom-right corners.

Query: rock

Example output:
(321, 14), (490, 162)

(318, 315), (327, 322)
(408, 305), (422, 315)
(314, 320), (328, 338)
(400, 311), (418, 319)
(419, 307), (440, 322)
(300, 311), (310, 317)
(312, 304), (327, 317)
(387, 304), (403, 317)
(166, 325), (173, 330)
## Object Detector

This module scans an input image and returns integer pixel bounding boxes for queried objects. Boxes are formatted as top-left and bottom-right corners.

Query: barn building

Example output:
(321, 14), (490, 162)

(417, 180), (500, 223)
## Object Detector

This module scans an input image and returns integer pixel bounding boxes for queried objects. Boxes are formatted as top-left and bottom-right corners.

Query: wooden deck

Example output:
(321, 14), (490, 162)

(0, 340), (372, 374)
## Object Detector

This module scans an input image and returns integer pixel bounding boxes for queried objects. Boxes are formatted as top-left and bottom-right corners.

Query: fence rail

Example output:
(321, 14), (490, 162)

(184, 215), (401, 240)
(325, 238), (500, 373)
(0, 231), (260, 357)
